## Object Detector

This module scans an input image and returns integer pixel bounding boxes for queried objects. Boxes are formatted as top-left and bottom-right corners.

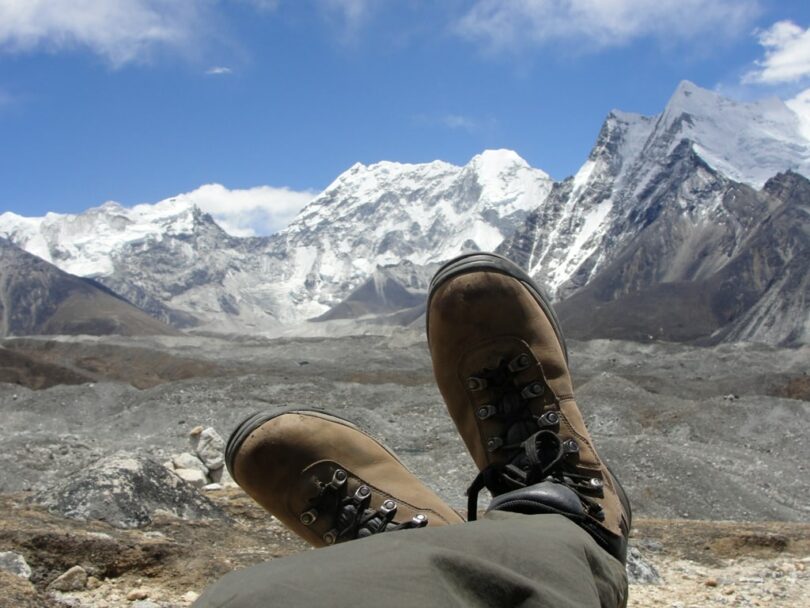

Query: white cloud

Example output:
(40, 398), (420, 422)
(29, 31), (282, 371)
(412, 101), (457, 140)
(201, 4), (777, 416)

(786, 88), (810, 141)
(414, 112), (495, 133)
(455, 0), (759, 53)
(0, 0), (204, 66)
(233, 0), (280, 12)
(206, 66), (232, 75)
(178, 183), (316, 236)
(743, 21), (810, 85)
(318, 0), (375, 34)
(442, 114), (478, 132)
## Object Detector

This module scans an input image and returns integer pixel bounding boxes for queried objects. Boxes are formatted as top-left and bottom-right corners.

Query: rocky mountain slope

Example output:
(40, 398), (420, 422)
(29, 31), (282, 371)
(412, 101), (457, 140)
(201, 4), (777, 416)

(1, 82), (807, 344)
(0, 238), (177, 338)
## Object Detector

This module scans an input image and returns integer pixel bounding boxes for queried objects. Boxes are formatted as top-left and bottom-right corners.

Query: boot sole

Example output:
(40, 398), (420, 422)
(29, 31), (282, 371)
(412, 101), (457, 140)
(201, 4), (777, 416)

(427, 252), (568, 363)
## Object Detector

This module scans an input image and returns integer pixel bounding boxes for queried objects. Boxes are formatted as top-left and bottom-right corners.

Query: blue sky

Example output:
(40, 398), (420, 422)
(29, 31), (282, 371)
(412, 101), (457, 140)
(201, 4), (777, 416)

(1, 0), (810, 235)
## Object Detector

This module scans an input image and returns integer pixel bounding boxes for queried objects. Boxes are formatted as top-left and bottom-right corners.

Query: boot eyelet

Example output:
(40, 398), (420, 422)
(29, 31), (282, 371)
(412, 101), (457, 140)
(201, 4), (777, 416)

(467, 377), (487, 391)
(355, 485), (371, 498)
(323, 530), (337, 545)
(476, 405), (497, 420)
(300, 509), (318, 525)
(538, 411), (559, 426)
(508, 353), (532, 372)
(486, 437), (504, 452)
(563, 439), (579, 454)
(412, 514), (428, 526)
(589, 478), (603, 489)
(520, 382), (545, 399)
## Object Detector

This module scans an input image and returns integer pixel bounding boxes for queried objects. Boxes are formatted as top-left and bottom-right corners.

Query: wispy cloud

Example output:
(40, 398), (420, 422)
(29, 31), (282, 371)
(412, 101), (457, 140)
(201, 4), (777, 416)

(233, 0), (280, 12)
(786, 89), (810, 141)
(177, 183), (316, 236)
(206, 66), (233, 75)
(0, 0), (206, 67)
(414, 112), (496, 134)
(455, 0), (759, 53)
(742, 21), (810, 85)
(317, 0), (376, 39)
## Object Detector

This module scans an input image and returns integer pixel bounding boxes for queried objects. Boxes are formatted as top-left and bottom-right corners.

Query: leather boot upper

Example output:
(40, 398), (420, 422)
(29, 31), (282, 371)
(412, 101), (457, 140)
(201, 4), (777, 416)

(229, 409), (464, 547)
(427, 257), (631, 563)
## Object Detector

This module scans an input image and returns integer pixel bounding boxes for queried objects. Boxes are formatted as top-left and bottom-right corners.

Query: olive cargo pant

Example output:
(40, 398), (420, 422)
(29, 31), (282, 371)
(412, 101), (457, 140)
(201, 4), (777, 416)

(194, 512), (628, 608)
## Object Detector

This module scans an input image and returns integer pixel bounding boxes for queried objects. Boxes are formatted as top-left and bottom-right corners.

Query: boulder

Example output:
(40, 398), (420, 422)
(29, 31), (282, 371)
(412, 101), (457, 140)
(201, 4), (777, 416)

(174, 468), (207, 488)
(48, 565), (88, 592)
(33, 451), (223, 528)
(0, 551), (32, 579)
(626, 546), (662, 584)
(193, 428), (225, 470)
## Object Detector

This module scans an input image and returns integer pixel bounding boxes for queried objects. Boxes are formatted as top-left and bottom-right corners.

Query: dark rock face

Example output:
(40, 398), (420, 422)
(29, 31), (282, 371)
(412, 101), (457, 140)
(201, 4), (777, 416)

(33, 452), (223, 528)
(0, 239), (178, 338)
(555, 171), (810, 346)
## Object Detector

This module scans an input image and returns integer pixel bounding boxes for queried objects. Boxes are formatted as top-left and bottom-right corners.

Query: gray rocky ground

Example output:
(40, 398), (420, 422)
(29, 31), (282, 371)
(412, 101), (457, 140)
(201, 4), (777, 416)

(0, 330), (808, 606)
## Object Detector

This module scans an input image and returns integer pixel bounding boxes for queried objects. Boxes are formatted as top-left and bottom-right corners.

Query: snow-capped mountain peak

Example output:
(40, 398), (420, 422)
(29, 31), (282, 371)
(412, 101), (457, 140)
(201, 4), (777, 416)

(649, 80), (810, 187)
(0, 197), (209, 277)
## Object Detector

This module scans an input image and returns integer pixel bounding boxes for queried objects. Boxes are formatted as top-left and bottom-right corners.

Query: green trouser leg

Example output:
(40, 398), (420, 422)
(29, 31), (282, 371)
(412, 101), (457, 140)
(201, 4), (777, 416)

(194, 513), (628, 608)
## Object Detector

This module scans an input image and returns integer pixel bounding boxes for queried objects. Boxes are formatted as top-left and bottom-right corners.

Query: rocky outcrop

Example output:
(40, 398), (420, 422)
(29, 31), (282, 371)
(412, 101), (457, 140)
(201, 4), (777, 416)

(164, 427), (236, 491)
(33, 452), (223, 528)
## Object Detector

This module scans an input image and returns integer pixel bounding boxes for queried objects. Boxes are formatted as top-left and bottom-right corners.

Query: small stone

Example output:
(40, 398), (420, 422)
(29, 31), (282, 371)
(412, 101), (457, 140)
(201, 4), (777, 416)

(210, 465), (237, 487)
(87, 576), (102, 590)
(704, 578), (718, 587)
(127, 588), (149, 601)
(203, 483), (223, 491)
(48, 565), (88, 592)
(162, 460), (175, 471)
(172, 452), (209, 475)
(174, 468), (207, 488)
(183, 590), (200, 602)
(723, 587), (735, 595)
(0, 551), (32, 579)
(189, 426), (204, 436)
(796, 562), (806, 572)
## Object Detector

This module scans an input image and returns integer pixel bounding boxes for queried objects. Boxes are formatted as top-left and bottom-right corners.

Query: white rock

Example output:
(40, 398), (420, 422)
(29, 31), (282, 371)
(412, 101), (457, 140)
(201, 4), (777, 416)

(0, 551), (32, 579)
(209, 465), (237, 488)
(203, 483), (223, 491)
(182, 590), (200, 603)
(174, 468), (207, 488)
(194, 428), (225, 470)
(172, 452), (208, 475)
(48, 565), (88, 592)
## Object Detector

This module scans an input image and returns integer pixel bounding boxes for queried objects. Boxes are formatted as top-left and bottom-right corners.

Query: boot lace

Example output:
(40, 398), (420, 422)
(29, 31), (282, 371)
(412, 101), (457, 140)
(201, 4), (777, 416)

(465, 355), (605, 522)
(300, 468), (428, 544)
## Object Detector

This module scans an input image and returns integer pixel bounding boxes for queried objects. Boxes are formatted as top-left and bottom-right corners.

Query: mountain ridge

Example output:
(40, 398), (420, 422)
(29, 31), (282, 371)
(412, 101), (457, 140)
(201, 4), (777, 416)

(1, 81), (808, 345)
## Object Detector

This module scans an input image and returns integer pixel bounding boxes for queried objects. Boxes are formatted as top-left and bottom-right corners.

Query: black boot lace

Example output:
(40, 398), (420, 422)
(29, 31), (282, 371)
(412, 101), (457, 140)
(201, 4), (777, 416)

(465, 355), (605, 522)
(301, 468), (428, 544)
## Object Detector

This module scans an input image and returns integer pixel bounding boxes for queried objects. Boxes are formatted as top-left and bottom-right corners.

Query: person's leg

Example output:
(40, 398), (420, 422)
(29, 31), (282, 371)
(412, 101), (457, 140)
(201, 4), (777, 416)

(194, 511), (627, 608)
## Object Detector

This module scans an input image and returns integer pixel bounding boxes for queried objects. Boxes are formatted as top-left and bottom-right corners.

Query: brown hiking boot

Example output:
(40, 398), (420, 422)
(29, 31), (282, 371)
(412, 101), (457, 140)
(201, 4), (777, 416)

(225, 408), (463, 547)
(426, 252), (631, 563)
